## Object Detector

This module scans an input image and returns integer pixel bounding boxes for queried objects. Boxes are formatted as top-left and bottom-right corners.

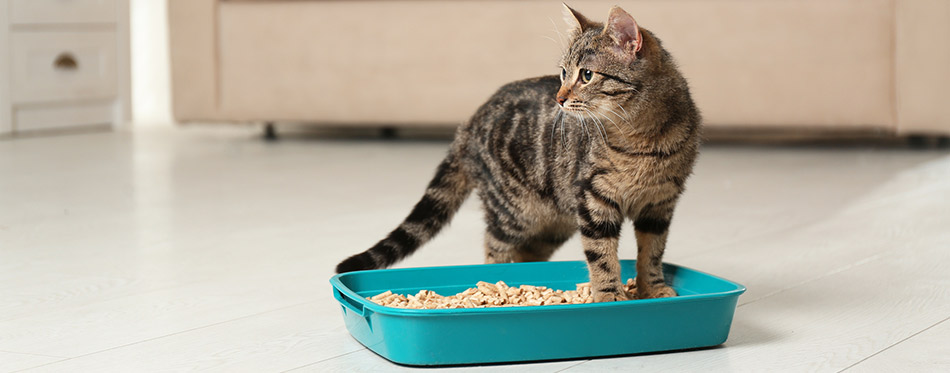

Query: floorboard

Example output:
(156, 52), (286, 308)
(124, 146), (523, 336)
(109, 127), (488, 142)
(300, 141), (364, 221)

(16, 303), (358, 372)
(844, 317), (950, 372)
(0, 352), (64, 373)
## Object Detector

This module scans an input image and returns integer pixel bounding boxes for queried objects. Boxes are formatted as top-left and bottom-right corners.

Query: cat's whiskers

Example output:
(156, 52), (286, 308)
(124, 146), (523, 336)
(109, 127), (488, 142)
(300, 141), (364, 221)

(579, 116), (592, 142)
(552, 110), (568, 151)
(602, 107), (626, 125)
(599, 108), (620, 127)
(615, 104), (636, 142)
(547, 17), (568, 51)
(570, 109), (590, 144)
(616, 104), (631, 121)
(600, 106), (631, 141)
(562, 107), (589, 145)
(541, 35), (561, 48)
(559, 111), (567, 150)
(581, 108), (609, 146)
(579, 107), (605, 136)
(577, 103), (600, 141)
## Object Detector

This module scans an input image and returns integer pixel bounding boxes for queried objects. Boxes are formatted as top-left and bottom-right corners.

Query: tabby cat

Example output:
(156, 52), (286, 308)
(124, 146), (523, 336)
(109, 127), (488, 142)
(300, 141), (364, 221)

(336, 5), (701, 302)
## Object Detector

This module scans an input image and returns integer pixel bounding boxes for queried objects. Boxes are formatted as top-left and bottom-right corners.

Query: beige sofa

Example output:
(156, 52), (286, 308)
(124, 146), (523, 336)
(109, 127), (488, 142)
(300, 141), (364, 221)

(169, 0), (950, 136)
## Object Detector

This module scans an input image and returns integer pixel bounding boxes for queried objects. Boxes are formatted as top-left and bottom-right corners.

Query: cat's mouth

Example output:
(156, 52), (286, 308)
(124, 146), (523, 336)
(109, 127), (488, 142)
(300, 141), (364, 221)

(559, 103), (595, 118)
(560, 102), (627, 126)
(558, 100), (584, 113)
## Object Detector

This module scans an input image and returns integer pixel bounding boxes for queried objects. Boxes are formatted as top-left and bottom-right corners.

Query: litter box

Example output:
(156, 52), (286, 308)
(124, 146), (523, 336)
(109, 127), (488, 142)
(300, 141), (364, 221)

(330, 260), (745, 366)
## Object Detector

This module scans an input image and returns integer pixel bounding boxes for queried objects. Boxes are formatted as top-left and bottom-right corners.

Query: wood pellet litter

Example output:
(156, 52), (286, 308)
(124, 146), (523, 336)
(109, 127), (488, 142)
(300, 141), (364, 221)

(368, 279), (638, 309)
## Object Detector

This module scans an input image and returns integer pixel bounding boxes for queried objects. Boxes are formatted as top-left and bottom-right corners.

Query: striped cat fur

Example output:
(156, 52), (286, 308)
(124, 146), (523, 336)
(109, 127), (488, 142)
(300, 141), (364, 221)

(337, 5), (701, 302)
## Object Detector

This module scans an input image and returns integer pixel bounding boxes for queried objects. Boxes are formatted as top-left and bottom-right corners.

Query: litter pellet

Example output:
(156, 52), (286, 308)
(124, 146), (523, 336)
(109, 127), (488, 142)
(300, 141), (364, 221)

(367, 279), (638, 309)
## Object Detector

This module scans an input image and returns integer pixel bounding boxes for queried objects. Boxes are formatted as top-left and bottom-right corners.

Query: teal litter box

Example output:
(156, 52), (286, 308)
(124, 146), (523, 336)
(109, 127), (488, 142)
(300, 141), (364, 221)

(330, 260), (745, 366)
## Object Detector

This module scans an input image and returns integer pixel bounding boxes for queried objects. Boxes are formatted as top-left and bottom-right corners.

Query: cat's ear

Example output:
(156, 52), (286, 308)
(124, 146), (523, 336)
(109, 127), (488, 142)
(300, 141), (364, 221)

(562, 3), (591, 37)
(603, 6), (642, 57)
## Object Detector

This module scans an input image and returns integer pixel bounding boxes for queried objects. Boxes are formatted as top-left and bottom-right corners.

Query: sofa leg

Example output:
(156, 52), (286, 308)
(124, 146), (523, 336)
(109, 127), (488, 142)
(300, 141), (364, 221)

(938, 136), (950, 149)
(380, 127), (398, 139)
(907, 135), (939, 149)
(263, 122), (277, 141)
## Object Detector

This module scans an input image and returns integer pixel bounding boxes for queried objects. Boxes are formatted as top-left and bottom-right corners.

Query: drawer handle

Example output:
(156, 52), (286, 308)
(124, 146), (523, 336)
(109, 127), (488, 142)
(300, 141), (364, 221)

(53, 53), (79, 71)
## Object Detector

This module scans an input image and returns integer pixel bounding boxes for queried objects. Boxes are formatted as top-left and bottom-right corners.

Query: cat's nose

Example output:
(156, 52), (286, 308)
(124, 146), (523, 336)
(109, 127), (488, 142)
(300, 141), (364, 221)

(556, 96), (568, 106)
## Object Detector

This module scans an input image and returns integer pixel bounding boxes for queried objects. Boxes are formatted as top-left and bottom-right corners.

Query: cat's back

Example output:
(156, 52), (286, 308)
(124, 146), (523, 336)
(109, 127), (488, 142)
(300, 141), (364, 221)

(456, 75), (566, 194)
(493, 75), (560, 103)
(468, 76), (560, 123)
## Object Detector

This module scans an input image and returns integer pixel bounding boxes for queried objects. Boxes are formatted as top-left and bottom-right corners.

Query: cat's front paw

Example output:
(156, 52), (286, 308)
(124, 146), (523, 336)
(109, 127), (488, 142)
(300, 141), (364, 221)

(593, 289), (630, 303)
(638, 285), (677, 299)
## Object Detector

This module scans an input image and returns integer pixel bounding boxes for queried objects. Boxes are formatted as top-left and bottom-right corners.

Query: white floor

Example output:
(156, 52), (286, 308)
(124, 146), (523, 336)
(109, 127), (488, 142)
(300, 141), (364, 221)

(1, 126), (948, 372)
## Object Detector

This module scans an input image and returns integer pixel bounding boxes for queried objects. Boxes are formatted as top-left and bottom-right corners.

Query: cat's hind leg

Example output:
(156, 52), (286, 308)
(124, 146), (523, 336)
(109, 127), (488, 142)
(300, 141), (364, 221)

(516, 228), (575, 262)
(483, 225), (526, 264)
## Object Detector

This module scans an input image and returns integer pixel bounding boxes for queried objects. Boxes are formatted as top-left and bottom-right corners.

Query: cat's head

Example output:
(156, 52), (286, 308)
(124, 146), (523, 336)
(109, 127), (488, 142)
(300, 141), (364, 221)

(556, 5), (651, 118)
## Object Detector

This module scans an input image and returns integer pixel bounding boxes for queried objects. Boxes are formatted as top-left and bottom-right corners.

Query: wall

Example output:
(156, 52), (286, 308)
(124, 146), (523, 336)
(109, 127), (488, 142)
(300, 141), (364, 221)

(130, 0), (172, 126)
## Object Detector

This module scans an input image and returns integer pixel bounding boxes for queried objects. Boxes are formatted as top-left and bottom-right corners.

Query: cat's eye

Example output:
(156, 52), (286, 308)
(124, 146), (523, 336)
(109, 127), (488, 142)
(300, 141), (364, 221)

(581, 69), (594, 84)
(561, 68), (567, 81)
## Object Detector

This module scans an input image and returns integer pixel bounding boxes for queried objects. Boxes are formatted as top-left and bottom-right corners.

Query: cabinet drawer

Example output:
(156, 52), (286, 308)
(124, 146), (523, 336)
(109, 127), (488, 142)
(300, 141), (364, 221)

(11, 31), (117, 104)
(14, 101), (115, 132)
(10, 0), (118, 25)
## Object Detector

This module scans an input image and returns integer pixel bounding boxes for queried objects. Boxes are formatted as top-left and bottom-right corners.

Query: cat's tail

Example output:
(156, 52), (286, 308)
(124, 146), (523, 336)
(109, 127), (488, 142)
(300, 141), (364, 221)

(335, 143), (472, 273)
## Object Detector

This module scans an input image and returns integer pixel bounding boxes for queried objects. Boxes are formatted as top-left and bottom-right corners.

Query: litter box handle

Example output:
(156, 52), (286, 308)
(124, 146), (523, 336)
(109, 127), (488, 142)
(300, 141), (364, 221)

(334, 288), (368, 317)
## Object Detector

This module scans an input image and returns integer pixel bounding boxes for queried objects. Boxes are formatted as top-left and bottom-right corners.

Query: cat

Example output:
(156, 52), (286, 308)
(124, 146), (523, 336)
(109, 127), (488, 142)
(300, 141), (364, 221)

(336, 4), (701, 302)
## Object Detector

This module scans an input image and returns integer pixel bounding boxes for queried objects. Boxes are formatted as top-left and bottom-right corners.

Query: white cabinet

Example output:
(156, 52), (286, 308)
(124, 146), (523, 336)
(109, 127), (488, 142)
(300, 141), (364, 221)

(10, 0), (119, 25)
(0, 0), (129, 136)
